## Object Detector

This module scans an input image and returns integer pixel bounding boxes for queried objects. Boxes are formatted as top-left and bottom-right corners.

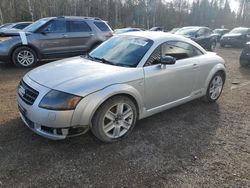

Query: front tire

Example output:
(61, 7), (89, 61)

(91, 96), (137, 143)
(12, 46), (37, 68)
(209, 40), (217, 51)
(204, 72), (225, 103)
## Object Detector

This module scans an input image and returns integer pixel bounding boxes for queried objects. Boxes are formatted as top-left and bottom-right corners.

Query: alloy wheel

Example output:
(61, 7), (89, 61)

(209, 75), (223, 100)
(102, 102), (134, 139)
(17, 50), (35, 67)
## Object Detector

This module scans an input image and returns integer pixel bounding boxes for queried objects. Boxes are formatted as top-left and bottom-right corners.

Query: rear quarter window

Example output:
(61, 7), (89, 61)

(94, 22), (111, 32)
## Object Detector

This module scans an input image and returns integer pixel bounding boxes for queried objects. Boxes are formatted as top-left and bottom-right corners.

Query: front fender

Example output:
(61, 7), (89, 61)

(71, 83), (144, 127)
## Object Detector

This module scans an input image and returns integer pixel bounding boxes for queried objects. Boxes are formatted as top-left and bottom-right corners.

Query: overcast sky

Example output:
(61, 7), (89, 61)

(230, 0), (239, 12)
(166, 0), (240, 12)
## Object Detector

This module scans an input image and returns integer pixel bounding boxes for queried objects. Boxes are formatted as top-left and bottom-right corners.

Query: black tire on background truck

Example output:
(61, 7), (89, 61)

(12, 46), (37, 68)
(209, 40), (217, 51)
(240, 59), (250, 67)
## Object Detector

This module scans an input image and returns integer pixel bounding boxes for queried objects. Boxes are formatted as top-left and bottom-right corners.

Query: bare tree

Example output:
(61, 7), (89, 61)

(0, 0), (247, 29)
(27, 0), (34, 21)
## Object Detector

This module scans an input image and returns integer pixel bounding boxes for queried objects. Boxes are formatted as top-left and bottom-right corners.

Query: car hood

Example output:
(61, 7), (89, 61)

(0, 29), (29, 37)
(27, 56), (143, 96)
(222, 33), (243, 38)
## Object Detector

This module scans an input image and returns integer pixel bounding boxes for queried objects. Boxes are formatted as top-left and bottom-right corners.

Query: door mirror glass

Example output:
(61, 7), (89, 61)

(160, 55), (176, 65)
(40, 29), (50, 34)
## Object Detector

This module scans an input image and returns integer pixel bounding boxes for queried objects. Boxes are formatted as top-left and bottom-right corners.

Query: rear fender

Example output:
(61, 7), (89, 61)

(204, 63), (226, 91)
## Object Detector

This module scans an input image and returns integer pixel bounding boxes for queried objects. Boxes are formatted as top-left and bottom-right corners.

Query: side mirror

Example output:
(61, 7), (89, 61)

(160, 55), (176, 65)
(40, 30), (50, 35)
(40, 31), (47, 35)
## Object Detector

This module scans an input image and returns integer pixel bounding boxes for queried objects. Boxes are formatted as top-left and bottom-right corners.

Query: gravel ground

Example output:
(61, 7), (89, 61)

(0, 47), (250, 188)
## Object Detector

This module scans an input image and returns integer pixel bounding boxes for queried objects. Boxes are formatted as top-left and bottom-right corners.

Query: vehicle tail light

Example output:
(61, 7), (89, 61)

(107, 31), (113, 37)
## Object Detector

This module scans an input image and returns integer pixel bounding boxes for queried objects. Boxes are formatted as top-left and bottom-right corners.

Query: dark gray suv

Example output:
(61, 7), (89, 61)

(0, 16), (113, 67)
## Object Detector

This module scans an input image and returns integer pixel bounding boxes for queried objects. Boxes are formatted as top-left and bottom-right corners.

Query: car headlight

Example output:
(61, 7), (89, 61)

(0, 37), (12, 42)
(39, 90), (82, 110)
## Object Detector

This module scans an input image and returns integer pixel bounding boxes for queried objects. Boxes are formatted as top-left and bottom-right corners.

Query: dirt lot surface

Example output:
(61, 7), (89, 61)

(0, 48), (250, 188)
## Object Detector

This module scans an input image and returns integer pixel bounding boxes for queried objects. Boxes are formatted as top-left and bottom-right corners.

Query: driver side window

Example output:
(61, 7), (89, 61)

(197, 28), (205, 37)
(164, 41), (203, 60)
(145, 41), (203, 66)
(42, 20), (66, 33)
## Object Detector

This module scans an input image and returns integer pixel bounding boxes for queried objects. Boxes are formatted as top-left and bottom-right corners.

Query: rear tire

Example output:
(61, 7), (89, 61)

(12, 46), (37, 68)
(204, 72), (225, 103)
(91, 96), (137, 143)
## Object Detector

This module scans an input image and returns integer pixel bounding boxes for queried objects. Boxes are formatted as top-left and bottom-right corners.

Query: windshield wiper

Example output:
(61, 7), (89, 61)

(84, 54), (133, 67)
(90, 56), (115, 66)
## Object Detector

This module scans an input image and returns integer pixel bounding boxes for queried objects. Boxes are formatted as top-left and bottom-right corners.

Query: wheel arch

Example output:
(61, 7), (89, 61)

(71, 84), (144, 127)
(204, 63), (226, 91)
(9, 43), (41, 60)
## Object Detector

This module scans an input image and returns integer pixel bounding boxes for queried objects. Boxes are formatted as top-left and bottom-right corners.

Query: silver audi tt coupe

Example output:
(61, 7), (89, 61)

(17, 32), (226, 142)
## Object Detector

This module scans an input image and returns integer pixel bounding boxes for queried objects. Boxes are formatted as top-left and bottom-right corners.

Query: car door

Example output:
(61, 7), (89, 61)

(67, 20), (94, 53)
(195, 28), (209, 47)
(143, 41), (202, 110)
(38, 19), (70, 57)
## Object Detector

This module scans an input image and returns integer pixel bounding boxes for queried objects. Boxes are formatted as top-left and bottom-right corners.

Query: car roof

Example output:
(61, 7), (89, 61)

(119, 27), (141, 30)
(14, 22), (33, 25)
(233, 27), (250, 29)
(42, 16), (104, 21)
(214, 28), (228, 31)
(120, 31), (207, 53)
(181, 26), (210, 30)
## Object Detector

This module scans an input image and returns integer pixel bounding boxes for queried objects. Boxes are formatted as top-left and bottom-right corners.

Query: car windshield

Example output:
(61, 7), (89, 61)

(23, 18), (50, 32)
(213, 29), (223, 34)
(229, 28), (248, 34)
(176, 28), (198, 35)
(2, 24), (15, 29)
(170, 28), (180, 33)
(0, 23), (12, 29)
(89, 35), (153, 67)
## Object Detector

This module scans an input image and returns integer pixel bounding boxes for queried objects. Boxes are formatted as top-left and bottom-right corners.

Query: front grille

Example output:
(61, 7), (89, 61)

(18, 79), (39, 105)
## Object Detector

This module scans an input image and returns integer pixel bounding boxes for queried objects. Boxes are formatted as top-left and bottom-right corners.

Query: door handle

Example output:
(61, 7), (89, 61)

(62, 34), (68, 38)
(193, 63), (199, 69)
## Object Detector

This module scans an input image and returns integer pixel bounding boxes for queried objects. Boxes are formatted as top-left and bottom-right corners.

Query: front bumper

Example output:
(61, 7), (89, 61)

(220, 38), (245, 47)
(0, 41), (13, 62)
(17, 75), (89, 140)
(240, 53), (250, 66)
